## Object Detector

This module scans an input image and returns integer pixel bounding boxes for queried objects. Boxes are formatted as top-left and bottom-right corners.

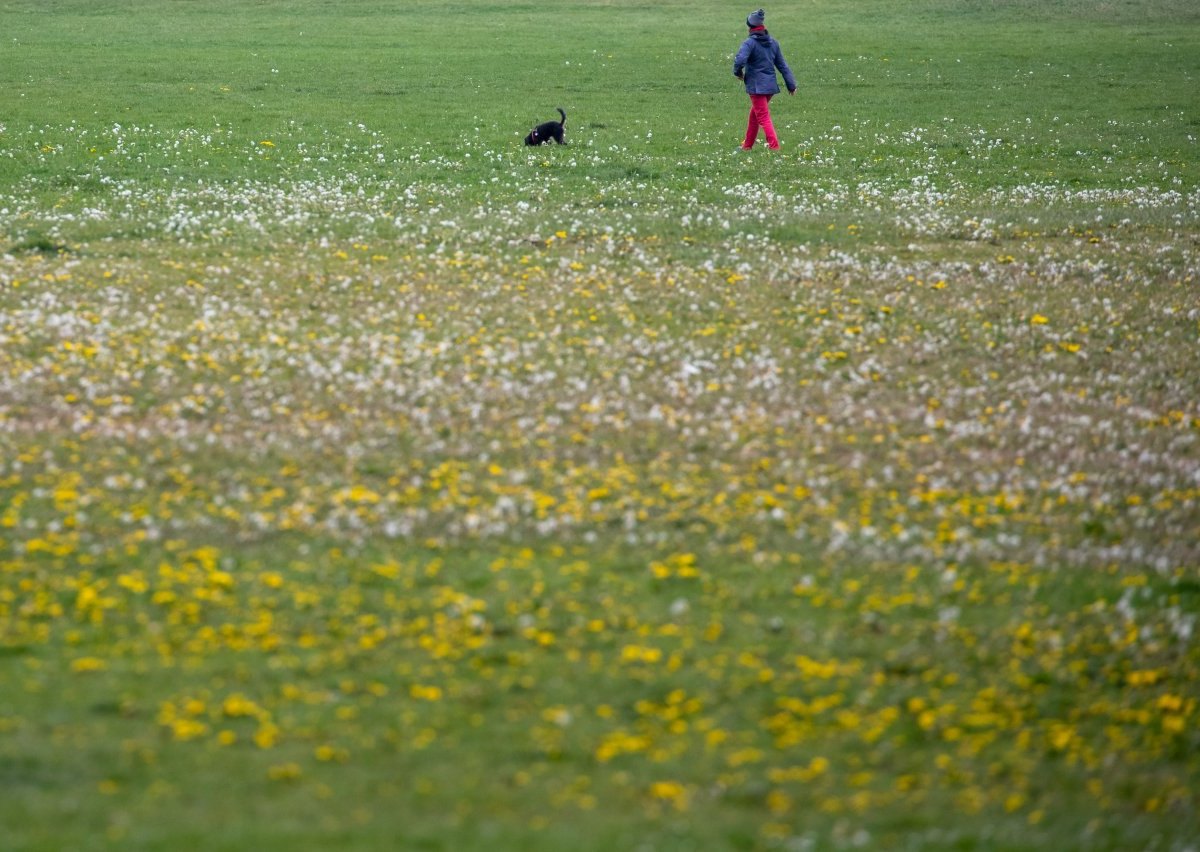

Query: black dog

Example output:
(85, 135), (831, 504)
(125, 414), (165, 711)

(524, 108), (567, 145)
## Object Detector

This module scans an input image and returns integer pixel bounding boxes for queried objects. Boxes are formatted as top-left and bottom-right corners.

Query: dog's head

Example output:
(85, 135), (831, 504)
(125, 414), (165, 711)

(524, 129), (539, 146)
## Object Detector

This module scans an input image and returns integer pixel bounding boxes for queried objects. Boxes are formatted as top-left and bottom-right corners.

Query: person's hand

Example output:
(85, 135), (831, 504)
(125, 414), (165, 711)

(788, 88), (796, 96)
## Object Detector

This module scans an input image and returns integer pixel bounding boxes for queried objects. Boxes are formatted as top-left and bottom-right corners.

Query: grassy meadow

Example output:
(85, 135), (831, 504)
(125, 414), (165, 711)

(1, 0), (1199, 848)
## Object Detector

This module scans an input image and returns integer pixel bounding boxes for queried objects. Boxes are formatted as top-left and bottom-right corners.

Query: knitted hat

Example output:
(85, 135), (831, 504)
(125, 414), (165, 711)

(746, 8), (765, 26)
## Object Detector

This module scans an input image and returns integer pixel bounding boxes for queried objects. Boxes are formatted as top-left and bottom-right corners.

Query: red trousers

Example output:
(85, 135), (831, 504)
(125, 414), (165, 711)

(742, 94), (779, 150)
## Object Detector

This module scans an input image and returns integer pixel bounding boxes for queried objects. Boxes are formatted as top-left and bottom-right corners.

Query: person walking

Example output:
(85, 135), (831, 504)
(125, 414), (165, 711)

(733, 8), (796, 151)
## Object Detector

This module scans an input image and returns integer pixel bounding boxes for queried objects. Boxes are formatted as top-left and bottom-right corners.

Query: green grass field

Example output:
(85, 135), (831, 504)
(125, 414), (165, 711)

(2, 0), (1198, 849)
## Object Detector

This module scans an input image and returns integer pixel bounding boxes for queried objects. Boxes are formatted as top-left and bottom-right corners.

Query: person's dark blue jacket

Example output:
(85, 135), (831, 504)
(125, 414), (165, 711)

(733, 30), (796, 96)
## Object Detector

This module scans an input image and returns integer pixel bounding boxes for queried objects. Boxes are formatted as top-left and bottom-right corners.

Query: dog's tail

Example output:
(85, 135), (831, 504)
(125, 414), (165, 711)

(557, 107), (566, 126)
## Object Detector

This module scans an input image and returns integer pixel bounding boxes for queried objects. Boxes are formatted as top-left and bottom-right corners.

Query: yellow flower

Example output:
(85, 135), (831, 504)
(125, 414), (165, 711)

(170, 718), (208, 741)
(315, 744), (348, 762)
(410, 684), (443, 701)
(253, 722), (280, 749)
(267, 762), (301, 781)
(726, 747), (764, 767)
(1157, 694), (1184, 712)
(222, 694), (260, 718)
(766, 789), (792, 815)
(648, 780), (689, 810)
